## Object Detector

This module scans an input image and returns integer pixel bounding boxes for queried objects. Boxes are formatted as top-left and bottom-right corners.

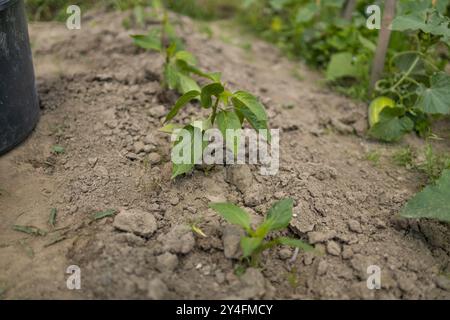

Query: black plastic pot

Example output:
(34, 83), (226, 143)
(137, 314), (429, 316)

(0, 0), (39, 155)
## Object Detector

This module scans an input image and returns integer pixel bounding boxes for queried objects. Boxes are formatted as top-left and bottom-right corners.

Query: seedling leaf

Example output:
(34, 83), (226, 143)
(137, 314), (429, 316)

(164, 63), (179, 89)
(174, 50), (197, 65)
(258, 198), (293, 234)
(276, 237), (315, 252)
(165, 90), (200, 123)
(200, 82), (224, 108)
(159, 123), (182, 133)
(209, 202), (251, 232)
(232, 91), (268, 121)
(131, 30), (162, 51)
(216, 110), (242, 155)
(177, 73), (201, 94)
(241, 236), (263, 258)
(171, 125), (208, 178)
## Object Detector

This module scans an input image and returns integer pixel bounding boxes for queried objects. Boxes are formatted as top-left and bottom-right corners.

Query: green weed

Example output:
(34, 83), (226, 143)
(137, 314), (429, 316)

(365, 150), (381, 166)
(392, 146), (414, 168)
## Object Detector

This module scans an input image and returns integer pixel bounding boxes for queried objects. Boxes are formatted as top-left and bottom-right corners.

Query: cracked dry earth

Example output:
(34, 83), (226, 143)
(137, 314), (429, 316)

(1, 9), (450, 299)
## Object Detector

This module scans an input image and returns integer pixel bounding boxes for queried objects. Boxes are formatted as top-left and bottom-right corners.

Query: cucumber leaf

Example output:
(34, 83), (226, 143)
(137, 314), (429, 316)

(401, 170), (450, 222)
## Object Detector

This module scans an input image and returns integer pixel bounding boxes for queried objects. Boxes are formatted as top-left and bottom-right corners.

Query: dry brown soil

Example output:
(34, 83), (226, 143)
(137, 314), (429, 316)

(0, 9), (449, 299)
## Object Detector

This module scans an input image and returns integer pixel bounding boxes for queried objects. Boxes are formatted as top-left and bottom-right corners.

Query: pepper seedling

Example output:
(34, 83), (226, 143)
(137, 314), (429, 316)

(209, 198), (314, 267)
(164, 77), (271, 178)
(130, 10), (205, 94)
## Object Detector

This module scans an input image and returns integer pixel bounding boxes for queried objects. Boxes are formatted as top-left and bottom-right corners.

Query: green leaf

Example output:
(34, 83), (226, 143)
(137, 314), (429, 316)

(216, 110), (242, 155)
(209, 202), (251, 231)
(191, 118), (212, 131)
(165, 90), (200, 123)
(164, 63), (179, 90)
(49, 208), (57, 228)
(171, 125), (208, 178)
(131, 30), (162, 51)
(401, 170), (450, 222)
(326, 52), (359, 80)
(358, 35), (376, 52)
(368, 107), (414, 142)
(391, 9), (450, 41)
(393, 53), (425, 75)
(159, 123), (182, 134)
(391, 12), (428, 32)
(92, 209), (117, 221)
(258, 199), (293, 235)
(52, 145), (65, 154)
(231, 93), (271, 142)
(175, 60), (221, 82)
(276, 237), (314, 251)
(233, 104), (271, 142)
(200, 82), (224, 108)
(241, 236), (263, 258)
(232, 91), (268, 121)
(269, 0), (290, 10)
(415, 73), (450, 115)
(208, 72), (222, 82)
(296, 3), (318, 23)
(13, 225), (47, 236)
(177, 73), (201, 95)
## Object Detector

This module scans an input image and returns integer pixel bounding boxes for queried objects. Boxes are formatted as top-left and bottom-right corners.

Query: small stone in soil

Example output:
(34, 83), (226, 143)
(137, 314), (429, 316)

(148, 152), (161, 165)
(227, 166), (253, 193)
(169, 196), (180, 206)
(113, 208), (158, 238)
(144, 144), (155, 153)
(317, 260), (328, 276)
(326, 241), (341, 256)
(126, 152), (138, 160)
(149, 105), (166, 118)
(308, 231), (336, 244)
(134, 141), (145, 154)
(348, 219), (363, 233)
(158, 225), (195, 254)
(278, 248), (292, 260)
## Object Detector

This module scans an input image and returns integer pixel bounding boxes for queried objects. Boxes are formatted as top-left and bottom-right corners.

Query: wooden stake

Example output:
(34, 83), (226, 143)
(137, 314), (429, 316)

(369, 0), (396, 94)
(342, 0), (357, 21)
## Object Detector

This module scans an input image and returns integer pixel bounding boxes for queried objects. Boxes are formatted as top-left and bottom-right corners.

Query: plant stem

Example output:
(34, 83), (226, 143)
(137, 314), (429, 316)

(211, 97), (220, 125)
(390, 56), (420, 91)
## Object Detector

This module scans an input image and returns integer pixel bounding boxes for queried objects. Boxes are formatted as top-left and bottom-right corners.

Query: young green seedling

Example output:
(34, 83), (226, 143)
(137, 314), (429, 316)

(209, 198), (313, 267)
(164, 77), (271, 178)
(130, 9), (205, 95)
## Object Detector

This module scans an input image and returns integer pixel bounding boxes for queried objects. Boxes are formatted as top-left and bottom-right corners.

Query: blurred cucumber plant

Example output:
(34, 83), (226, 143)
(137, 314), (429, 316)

(209, 199), (313, 267)
(369, 1), (450, 142)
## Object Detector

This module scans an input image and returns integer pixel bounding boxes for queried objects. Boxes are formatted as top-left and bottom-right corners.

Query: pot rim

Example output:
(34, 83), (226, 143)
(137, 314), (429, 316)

(0, 0), (19, 12)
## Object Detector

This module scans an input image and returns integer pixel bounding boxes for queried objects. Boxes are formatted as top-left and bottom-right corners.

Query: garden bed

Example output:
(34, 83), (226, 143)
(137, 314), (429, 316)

(0, 9), (449, 299)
